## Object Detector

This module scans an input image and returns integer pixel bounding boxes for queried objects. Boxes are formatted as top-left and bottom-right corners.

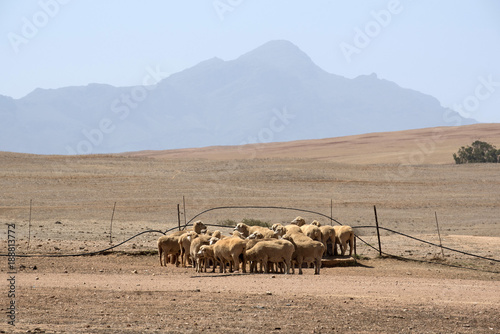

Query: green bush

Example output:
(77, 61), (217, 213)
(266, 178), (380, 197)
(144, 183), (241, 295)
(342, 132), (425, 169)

(218, 219), (238, 227)
(453, 140), (500, 164)
(217, 218), (271, 228)
(241, 218), (271, 228)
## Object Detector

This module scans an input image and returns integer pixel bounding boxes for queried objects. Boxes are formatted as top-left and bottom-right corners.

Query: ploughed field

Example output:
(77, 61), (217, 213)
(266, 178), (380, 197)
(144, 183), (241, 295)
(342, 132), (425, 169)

(1, 124), (500, 333)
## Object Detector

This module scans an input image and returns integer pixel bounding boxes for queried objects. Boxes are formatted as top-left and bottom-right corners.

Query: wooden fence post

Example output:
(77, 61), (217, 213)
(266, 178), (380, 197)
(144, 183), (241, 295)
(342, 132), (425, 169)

(109, 202), (116, 244)
(28, 199), (32, 249)
(177, 204), (181, 231)
(374, 205), (382, 257)
(435, 211), (445, 258)
(183, 196), (187, 226)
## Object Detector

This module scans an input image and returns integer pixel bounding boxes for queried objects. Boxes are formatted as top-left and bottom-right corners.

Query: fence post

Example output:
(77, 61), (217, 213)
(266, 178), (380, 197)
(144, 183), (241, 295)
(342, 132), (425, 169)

(330, 199), (333, 226)
(109, 202), (116, 244)
(435, 211), (445, 258)
(374, 205), (382, 257)
(177, 204), (181, 231)
(28, 199), (32, 249)
(183, 196), (187, 226)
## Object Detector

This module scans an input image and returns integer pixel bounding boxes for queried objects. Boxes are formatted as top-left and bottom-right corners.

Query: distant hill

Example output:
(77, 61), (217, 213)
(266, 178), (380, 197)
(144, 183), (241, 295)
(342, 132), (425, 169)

(0, 40), (475, 155)
(125, 123), (500, 165)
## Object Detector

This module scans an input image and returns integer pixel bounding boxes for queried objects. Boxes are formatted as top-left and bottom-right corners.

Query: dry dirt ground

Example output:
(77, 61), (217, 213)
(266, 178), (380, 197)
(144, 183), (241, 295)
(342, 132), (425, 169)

(1, 124), (499, 333)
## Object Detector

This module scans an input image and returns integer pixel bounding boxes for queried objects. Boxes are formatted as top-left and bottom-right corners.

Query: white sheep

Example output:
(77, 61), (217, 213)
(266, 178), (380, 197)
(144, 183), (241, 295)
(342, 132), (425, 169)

(213, 237), (247, 273)
(282, 232), (325, 275)
(234, 222), (273, 238)
(244, 239), (295, 274)
(197, 244), (217, 272)
(188, 232), (212, 272)
(291, 216), (306, 227)
(157, 234), (181, 267)
(311, 220), (336, 256)
(273, 224), (302, 238)
(333, 225), (355, 256)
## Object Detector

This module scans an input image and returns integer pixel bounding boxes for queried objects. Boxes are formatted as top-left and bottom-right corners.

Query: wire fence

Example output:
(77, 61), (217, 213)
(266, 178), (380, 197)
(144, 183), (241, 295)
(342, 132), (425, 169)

(2, 205), (499, 267)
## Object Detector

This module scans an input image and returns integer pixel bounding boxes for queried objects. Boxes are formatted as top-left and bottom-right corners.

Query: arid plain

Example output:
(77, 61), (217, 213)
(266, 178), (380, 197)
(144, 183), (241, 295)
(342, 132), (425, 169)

(1, 123), (499, 333)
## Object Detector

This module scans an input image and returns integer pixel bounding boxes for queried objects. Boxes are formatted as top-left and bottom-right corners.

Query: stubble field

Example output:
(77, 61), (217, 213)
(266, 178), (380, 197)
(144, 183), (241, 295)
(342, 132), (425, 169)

(1, 124), (499, 333)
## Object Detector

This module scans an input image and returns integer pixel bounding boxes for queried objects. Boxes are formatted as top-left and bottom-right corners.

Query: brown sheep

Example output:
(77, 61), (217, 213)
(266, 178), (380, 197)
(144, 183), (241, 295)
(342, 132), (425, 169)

(157, 234), (181, 266)
(213, 237), (247, 273)
(244, 239), (295, 274)
(333, 225), (355, 256)
(282, 233), (325, 275)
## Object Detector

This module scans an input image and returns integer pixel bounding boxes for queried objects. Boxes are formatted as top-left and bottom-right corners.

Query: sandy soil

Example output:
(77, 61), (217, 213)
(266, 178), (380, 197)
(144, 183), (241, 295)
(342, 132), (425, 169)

(1, 254), (499, 334)
(1, 124), (499, 333)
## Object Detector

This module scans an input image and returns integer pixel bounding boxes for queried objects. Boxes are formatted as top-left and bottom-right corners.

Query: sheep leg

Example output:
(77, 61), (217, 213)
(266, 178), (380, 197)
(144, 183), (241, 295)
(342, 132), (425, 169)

(297, 256), (304, 275)
(314, 258), (321, 275)
(241, 255), (247, 273)
(233, 255), (240, 273)
(284, 259), (291, 275)
(163, 252), (169, 267)
(159, 248), (164, 266)
(262, 255), (269, 274)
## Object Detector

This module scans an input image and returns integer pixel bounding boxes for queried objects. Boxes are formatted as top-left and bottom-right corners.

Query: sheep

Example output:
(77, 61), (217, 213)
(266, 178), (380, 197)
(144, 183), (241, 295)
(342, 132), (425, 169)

(282, 233), (325, 275)
(167, 220), (208, 237)
(243, 237), (277, 272)
(319, 225), (336, 256)
(244, 239), (294, 274)
(234, 222), (272, 238)
(178, 232), (193, 267)
(211, 230), (223, 239)
(309, 220), (336, 256)
(273, 224), (302, 238)
(333, 225), (355, 257)
(249, 229), (277, 239)
(213, 237), (247, 273)
(271, 223), (282, 232)
(157, 234), (181, 267)
(291, 216), (306, 227)
(188, 232), (212, 272)
(232, 230), (246, 239)
(300, 224), (323, 242)
(197, 244), (217, 273)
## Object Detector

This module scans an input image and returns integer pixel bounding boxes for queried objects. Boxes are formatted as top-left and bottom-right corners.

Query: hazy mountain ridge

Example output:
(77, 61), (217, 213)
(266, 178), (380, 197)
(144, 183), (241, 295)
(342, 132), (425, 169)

(0, 40), (475, 155)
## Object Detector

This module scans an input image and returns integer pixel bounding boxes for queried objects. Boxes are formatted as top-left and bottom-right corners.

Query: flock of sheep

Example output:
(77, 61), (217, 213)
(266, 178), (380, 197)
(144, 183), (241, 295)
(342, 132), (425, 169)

(157, 216), (355, 275)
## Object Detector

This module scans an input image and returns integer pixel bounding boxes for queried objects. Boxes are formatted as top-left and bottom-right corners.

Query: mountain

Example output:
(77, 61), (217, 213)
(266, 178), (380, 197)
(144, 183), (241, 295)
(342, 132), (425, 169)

(0, 40), (475, 155)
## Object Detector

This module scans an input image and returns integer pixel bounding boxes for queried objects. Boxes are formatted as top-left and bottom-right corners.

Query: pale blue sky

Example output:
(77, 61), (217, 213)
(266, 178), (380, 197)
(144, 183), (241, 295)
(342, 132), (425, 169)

(1, 0), (499, 122)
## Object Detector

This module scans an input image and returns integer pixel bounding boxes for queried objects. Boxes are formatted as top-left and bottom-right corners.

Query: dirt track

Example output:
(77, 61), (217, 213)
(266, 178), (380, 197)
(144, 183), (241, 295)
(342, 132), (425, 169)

(1, 254), (498, 334)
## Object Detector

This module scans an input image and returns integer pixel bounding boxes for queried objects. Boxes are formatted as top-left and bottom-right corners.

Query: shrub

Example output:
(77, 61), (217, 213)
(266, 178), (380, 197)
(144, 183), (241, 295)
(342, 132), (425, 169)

(453, 140), (500, 164)
(217, 218), (271, 228)
(241, 218), (271, 228)
(218, 219), (238, 227)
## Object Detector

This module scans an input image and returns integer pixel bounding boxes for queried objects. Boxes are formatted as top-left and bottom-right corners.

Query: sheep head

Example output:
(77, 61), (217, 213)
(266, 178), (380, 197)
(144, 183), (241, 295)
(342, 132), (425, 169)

(234, 223), (249, 235)
(193, 220), (207, 234)
(291, 216), (306, 226)
(311, 220), (321, 227)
